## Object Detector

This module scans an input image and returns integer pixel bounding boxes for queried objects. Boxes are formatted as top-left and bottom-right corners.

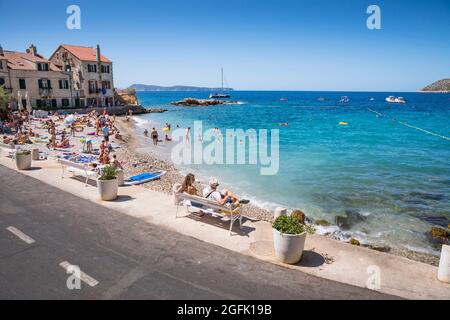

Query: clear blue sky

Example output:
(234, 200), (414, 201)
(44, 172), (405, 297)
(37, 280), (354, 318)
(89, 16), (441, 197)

(1, 0), (449, 91)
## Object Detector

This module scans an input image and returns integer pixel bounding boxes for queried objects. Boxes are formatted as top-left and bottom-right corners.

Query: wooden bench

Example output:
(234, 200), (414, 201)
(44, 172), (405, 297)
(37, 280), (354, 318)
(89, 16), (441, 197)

(58, 159), (98, 186)
(174, 192), (243, 236)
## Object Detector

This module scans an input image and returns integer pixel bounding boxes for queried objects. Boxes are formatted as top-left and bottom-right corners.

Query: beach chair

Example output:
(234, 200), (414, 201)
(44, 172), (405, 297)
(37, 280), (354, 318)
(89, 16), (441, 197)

(174, 191), (243, 236)
(58, 159), (98, 186)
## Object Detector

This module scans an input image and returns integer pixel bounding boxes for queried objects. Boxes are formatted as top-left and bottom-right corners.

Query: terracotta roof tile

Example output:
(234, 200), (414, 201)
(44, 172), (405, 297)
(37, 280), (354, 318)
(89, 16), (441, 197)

(62, 45), (111, 63)
(3, 51), (61, 71)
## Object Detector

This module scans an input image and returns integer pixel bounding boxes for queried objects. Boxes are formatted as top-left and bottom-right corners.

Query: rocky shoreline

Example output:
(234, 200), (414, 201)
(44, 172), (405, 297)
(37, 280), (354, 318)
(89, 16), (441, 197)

(114, 117), (442, 266)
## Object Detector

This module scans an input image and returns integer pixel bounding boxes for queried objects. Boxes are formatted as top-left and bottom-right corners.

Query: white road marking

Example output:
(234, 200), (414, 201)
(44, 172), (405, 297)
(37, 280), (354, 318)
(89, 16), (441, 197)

(59, 261), (99, 287)
(6, 226), (35, 244)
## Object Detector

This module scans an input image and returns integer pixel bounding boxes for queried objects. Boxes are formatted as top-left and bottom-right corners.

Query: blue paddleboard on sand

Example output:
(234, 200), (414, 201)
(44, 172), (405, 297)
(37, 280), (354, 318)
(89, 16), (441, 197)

(124, 171), (166, 186)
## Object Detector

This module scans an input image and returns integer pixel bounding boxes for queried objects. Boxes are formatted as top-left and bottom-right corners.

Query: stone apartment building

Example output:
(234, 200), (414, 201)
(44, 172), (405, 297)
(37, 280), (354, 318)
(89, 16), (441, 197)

(0, 44), (72, 109)
(0, 43), (115, 110)
(0, 46), (11, 90)
(49, 44), (115, 108)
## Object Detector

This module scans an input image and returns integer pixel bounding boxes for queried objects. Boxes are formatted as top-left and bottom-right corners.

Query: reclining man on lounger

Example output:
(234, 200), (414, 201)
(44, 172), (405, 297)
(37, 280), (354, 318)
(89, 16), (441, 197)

(202, 178), (250, 207)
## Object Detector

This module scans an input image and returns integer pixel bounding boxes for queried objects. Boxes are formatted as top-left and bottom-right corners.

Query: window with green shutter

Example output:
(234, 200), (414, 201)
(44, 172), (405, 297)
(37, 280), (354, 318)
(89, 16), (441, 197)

(19, 79), (26, 89)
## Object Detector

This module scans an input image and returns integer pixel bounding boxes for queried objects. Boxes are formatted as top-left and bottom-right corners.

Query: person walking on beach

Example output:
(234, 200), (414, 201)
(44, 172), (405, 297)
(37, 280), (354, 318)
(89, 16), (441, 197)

(185, 127), (190, 144)
(102, 124), (110, 142)
(95, 118), (101, 135)
(151, 128), (158, 146)
(47, 121), (56, 149)
(70, 122), (76, 137)
(144, 129), (149, 137)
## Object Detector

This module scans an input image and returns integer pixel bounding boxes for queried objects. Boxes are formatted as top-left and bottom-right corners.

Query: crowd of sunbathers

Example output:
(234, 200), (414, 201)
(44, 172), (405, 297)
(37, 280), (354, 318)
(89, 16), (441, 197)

(1, 104), (125, 170)
(0, 106), (36, 145)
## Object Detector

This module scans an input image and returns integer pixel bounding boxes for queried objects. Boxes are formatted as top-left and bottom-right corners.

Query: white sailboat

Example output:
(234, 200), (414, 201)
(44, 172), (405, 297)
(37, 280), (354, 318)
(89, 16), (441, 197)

(209, 68), (231, 99)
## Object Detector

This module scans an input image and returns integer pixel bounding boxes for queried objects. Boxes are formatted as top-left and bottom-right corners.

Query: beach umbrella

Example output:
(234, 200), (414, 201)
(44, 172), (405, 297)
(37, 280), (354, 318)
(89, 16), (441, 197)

(25, 91), (32, 113)
(64, 114), (76, 124)
(17, 91), (23, 112)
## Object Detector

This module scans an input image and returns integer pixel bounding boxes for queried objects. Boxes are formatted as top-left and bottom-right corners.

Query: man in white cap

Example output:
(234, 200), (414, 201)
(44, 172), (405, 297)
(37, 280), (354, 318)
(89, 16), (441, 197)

(202, 177), (249, 206)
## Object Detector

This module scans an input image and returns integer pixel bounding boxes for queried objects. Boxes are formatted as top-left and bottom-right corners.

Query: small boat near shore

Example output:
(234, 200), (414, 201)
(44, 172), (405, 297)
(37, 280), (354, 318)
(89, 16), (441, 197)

(386, 96), (406, 104)
(339, 96), (349, 103)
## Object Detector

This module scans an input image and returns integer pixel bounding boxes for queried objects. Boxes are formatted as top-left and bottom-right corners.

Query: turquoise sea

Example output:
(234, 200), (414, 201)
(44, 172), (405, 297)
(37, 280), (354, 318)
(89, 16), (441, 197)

(134, 91), (450, 254)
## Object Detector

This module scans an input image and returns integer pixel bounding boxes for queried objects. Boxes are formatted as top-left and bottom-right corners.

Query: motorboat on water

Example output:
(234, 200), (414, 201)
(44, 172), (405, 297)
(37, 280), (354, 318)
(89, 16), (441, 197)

(386, 96), (406, 104)
(339, 96), (349, 103)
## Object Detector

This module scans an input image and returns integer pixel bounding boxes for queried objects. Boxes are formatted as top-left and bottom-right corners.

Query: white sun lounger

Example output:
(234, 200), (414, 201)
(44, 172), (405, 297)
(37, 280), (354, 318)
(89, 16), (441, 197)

(58, 159), (98, 186)
(174, 191), (243, 236)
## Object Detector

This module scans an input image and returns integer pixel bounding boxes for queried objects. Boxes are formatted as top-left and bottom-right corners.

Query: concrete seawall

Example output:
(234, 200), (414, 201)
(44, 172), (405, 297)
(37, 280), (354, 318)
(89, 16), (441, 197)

(51, 105), (167, 115)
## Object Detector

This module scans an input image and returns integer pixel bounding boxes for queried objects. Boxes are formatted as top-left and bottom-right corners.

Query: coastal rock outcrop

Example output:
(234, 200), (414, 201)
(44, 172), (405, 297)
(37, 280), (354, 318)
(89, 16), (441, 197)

(145, 108), (168, 114)
(428, 226), (449, 245)
(171, 98), (226, 106)
(335, 210), (366, 230)
(115, 88), (140, 105)
(290, 209), (306, 224)
(314, 219), (331, 226)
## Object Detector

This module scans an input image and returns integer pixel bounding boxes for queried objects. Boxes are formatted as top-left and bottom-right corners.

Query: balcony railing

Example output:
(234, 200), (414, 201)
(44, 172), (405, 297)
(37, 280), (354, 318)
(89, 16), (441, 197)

(74, 89), (85, 98)
(39, 88), (53, 97)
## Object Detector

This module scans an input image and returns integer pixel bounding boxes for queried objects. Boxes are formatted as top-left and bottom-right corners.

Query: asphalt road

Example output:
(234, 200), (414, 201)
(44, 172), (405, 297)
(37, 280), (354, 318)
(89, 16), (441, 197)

(0, 165), (395, 299)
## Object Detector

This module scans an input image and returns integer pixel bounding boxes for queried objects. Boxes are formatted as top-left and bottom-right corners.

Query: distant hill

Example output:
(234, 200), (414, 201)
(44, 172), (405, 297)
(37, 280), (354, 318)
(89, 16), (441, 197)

(129, 84), (234, 92)
(422, 79), (450, 92)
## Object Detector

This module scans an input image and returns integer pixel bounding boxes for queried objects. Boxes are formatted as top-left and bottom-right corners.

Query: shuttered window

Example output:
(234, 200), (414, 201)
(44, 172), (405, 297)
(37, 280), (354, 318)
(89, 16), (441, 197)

(37, 63), (49, 71)
(38, 79), (51, 89)
(87, 64), (97, 73)
(19, 79), (26, 89)
(59, 79), (69, 89)
(101, 65), (110, 73)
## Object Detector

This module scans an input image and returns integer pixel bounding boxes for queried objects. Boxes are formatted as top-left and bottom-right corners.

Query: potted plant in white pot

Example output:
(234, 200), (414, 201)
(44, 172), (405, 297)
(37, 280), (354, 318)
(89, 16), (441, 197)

(272, 213), (313, 264)
(97, 165), (118, 201)
(15, 150), (32, 170)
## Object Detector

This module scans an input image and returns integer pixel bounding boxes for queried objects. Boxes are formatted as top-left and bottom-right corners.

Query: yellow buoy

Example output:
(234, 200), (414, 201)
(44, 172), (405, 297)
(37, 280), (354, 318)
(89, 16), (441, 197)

(339, 122), (348, 125)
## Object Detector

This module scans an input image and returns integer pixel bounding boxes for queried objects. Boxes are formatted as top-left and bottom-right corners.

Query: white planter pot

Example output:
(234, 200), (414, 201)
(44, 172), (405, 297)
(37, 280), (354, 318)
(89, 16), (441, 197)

(15, 153), (32, 170)
(273, 228), (307, 264)
(117, 169), (124, 186)
(438, 244), (450, 283)
(97, 178), (118, 201)
(274, 207), (287, 220)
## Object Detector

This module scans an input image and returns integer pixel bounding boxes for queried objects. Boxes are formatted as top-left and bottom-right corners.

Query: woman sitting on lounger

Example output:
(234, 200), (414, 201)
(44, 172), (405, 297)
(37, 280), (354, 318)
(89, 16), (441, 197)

(181, 173), (198, 196)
